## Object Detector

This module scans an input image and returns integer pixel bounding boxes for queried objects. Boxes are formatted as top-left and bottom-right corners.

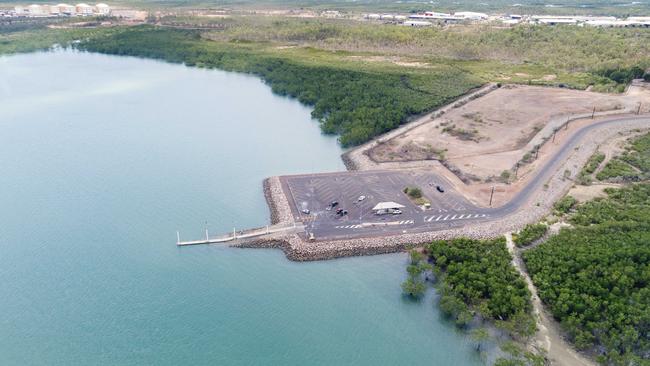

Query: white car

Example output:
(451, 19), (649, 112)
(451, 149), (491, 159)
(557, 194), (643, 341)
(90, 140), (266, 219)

(357, 195), (366, 201)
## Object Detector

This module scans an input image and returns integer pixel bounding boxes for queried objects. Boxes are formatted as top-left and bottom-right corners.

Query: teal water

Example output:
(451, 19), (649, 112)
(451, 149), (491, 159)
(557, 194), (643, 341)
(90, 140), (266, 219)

(0, 50), (481, 365)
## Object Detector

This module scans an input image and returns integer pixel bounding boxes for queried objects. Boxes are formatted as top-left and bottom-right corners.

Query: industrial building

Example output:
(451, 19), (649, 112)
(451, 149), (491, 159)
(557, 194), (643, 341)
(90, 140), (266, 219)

(11, 2), (110, 17)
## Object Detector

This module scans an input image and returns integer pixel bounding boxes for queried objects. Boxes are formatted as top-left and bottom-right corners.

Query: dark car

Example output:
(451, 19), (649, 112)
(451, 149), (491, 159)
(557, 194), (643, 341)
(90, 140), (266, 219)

(436, 185), (445, 193)
(331, 201), (339, 208)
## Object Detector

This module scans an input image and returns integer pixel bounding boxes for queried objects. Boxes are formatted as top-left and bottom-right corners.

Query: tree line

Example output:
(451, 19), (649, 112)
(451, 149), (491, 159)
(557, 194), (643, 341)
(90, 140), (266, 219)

(78, 25), (479, 147)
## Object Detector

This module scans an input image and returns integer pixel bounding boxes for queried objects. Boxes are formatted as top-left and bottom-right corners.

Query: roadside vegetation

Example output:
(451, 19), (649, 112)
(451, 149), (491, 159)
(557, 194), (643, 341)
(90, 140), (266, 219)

(553, 195), (578, 215)
(523, 184), (650, 365)
(597, 132), (650, 182)
(512, 223), (547, 248)
(577, 151), (606, 185)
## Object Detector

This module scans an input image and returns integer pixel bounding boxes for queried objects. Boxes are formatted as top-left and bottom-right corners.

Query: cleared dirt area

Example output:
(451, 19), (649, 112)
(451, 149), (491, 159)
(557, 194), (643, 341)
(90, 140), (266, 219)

(568, 183), (622, 203)
(369, 84), (650, 180)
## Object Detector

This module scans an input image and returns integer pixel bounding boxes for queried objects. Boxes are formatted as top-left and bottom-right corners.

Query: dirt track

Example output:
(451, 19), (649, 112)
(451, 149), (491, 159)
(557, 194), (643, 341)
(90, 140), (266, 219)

(505, 233), (596, 366)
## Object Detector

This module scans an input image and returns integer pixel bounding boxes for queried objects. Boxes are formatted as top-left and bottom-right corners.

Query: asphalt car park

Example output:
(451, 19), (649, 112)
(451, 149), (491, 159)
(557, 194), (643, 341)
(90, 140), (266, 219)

(279, 169), (493, 240)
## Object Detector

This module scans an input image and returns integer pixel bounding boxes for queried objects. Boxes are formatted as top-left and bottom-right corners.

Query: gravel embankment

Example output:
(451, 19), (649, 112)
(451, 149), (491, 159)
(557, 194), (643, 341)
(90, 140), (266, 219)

(262, 176), (293, 225)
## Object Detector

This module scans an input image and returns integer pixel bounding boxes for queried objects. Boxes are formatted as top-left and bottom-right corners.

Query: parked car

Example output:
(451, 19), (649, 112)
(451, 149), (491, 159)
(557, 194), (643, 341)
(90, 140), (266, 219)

(436, 185), (445, 193)
(330, 201), (339, 208)
(391, 209), (402, 215)
(357, 195), (366, 201)
(301, 209), (310, 214)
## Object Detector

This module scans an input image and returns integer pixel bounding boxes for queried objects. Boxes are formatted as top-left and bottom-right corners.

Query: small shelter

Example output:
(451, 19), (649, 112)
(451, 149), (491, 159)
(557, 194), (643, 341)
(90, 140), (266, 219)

(372, 202), (405, 214)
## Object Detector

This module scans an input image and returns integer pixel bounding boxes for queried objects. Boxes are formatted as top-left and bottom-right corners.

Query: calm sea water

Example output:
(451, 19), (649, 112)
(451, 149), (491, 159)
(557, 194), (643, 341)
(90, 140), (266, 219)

(0, 50), (481, 365)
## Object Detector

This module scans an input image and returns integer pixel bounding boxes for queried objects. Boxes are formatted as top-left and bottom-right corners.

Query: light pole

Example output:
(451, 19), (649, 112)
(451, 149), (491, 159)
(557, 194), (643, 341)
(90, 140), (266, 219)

(489, 186), (495, 207)
(514, 163), (520, 179)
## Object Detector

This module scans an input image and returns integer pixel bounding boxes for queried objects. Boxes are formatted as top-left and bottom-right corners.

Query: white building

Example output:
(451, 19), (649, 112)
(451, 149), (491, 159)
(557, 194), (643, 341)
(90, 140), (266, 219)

(321, 10), (340, 18)
(57, 3), (75, 14)
(48, 5), (60, 14)
(365, 13), (380, 20)
(454, 11), (489, 20)
(537, 18), (578, 25)
(95, 3), (110, 15)
(628, 16), (650, 22)
(409, 11), (463, 22)
(14, 5), (25, 15)
(75, 3), (93, 15)
(27, 4), (46, 16)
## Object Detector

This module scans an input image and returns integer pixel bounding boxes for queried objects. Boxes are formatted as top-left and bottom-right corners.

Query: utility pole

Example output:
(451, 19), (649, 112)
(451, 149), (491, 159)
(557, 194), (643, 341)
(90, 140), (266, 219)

(489, 186), (495, 207)
(565, 116), (570, 130)
(552, 128), (557, 143)
(176, 231), (180, 244)
(514, 163), (520, 179)
(591, 106), (596, 119)
(638, 103), (642, 115)
(535, 146), (540, 160)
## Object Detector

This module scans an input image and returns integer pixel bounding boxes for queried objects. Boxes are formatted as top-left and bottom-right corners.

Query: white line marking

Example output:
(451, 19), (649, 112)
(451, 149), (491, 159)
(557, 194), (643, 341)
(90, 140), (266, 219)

(458, 214), (465, 219)
(451, 214), (457, 220)
(436, 215), (442, 221)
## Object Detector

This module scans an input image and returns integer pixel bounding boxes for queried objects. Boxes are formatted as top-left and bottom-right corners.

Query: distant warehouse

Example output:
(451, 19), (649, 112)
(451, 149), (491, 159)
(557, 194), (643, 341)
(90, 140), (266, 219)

(13, 2), (110, 17)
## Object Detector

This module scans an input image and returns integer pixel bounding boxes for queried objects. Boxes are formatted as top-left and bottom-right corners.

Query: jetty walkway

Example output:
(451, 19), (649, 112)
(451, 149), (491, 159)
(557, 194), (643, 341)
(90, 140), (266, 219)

(177, 223), (303, 246)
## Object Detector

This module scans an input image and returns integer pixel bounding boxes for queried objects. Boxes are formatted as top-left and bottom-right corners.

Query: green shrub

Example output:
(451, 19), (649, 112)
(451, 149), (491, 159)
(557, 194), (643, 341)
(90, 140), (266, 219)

(596, 159), (638, 181)
(513, 223), (548, 247)
(405, 187), (423, 199)
(554, 195), (577, 214)
(582, 151), (605, 175)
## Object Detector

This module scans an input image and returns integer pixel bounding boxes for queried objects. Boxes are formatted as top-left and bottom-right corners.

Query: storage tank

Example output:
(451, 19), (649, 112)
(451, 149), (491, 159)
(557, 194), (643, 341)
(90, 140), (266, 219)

(75, 3), (93, 15)
(95, 3), (110, 15)
(27, 4), (45, 16)
(57, 3), (75, 14)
